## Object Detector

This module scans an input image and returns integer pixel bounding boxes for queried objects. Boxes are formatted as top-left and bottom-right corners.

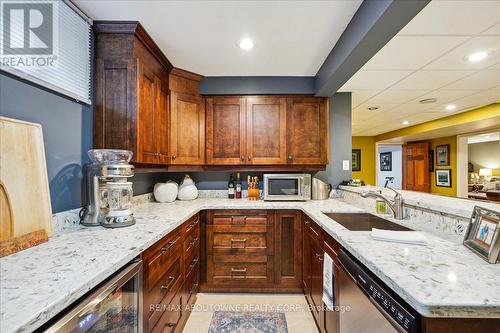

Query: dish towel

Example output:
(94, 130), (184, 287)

(371, 228), (428, 246)
(322, 252), (334, 310)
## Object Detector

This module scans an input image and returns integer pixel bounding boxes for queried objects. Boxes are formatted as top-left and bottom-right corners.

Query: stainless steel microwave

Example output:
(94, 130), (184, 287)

(263, 174), (311, 201)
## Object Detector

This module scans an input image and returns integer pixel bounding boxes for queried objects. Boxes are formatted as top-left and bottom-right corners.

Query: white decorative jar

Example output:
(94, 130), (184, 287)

(177, 175), (198, 201)
(153, 181), (178, 203)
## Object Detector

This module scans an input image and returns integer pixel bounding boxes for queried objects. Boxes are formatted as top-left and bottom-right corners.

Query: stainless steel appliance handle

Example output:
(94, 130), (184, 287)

(45, 260), (142, 333)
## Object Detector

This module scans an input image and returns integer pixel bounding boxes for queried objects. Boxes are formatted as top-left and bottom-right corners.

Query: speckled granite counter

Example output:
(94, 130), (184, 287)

(1, 198), (500, 333)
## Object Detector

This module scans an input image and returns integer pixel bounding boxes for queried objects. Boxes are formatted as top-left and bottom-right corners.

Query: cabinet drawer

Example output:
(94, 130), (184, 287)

(183, 214), (200, 236)
(144, 230), (182, 291)
(185, 265), (200, 306)
(183, 224), (200, 257)
(209, 210), (271, 226)
(209, 255), (273, 285)
(150, 289), (182, 333)
(304, 217), (322, 245)
(185, 244), (200, 277)
(209, 225), (273, 255)
(146, 257), (183, 326)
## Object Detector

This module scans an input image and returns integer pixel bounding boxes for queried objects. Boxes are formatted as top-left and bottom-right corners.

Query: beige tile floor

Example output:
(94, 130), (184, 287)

(183, 293), (319, 333)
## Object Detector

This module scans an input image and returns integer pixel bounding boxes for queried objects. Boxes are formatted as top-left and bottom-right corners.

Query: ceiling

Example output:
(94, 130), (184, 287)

(339, 0), (500, 136)
(75, 0), (362, 76)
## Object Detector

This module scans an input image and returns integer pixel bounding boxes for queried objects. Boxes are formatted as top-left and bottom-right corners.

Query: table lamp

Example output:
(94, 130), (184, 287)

(479, 168), (492, 182)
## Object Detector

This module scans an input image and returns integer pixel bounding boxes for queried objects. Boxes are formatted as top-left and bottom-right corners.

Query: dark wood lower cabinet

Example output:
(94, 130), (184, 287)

(141, 209), (498, 333)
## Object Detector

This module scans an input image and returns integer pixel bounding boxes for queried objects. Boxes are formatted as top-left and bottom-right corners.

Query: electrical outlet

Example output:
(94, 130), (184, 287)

(343, 160), (350, 171)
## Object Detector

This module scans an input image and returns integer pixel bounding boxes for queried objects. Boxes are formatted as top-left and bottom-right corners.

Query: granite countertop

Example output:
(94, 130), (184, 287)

(1, 198), (500, 333)
(339, 185), (500, 219)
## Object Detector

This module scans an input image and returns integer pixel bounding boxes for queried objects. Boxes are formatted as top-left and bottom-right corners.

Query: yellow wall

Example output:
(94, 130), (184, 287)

(352, 136), (376, 185)
(429, 136), (457, 197)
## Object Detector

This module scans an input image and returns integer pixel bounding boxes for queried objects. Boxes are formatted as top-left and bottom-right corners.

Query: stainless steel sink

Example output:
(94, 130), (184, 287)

(323, 213), (412, 231)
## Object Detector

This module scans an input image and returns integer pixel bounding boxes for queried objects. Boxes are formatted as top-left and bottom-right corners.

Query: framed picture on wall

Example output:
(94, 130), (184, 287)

(352, 149), (361, 171)
(380, 152), (392, 171)
(429, 150), (434, 172)
(436, 169), (452, 187)
(436, 144), (450, 166)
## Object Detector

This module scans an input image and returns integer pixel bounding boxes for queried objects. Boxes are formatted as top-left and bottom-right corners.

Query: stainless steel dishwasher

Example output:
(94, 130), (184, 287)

(338, 250), (419, 333)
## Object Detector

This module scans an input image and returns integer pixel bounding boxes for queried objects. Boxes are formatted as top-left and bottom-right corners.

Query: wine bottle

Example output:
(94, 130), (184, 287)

(236, 173), (242, 199)
(228, 174), (235, 199)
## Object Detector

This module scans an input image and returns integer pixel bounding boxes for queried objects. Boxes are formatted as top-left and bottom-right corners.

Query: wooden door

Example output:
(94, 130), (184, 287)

(137, 62), (160, 164)
(246, 97), (286, 164)
(403, 142), (430, 192)
(156, 87), (169, 164)
(206, 97), (246, 165)
(286, 97), (328, 165)
(274, 211), (302, 290)
(170, 92), (205, 165)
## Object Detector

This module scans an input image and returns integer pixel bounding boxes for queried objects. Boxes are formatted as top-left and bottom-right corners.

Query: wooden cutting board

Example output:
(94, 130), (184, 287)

(0, 117), (52, 257)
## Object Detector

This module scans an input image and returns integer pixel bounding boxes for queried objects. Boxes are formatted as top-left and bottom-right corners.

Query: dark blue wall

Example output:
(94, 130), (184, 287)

(0, 73), (169, 213)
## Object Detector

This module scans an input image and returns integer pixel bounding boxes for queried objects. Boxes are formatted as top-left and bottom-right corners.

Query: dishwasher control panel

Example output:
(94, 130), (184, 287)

(340, 251), (419, 333)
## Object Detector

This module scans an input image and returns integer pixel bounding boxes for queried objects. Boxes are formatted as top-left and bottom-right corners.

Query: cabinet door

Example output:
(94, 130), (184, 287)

(206, 97), (246, 165)
(170, 92), (205, 165)
(137, 62), (160, 164)
(323, 238), (340, 333)
(302, 217), (312, 298)
(310, 239), (324, 323)
(156, 87), (169, 164)
(246, 97), (286, 164)
(275, 210), (302, 290)
(286, 97), (328, 165)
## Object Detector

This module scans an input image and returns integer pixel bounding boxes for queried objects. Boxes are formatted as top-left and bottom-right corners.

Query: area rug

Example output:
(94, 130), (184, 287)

(208, 311), (288, 333)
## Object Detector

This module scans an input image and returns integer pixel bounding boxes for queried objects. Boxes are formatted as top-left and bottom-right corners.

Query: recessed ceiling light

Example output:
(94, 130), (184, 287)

(239, 38), (254, 50)
(401, 120), (409, 125)
(367, 106), (379, 111)
(419, 98), (437, 104)
(467, 51), (488, 62)
(445, 104), (456, 111)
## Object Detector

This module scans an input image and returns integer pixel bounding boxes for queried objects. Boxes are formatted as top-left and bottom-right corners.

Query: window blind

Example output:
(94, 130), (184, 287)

(0, 0), (92, 104)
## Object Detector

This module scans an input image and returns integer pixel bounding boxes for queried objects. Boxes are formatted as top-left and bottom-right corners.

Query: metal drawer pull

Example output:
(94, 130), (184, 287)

(315, 253), (324, 261)
(190, 283), (199, 294)
(231, 267), (247, 273)
(230, 238), (246, 248)
(160, 276), (175, 292)
(189, 258), (199, 269)
(160, 238), (178, 253)
(190, 237), (199, 246)
(231, 216), (247, 224)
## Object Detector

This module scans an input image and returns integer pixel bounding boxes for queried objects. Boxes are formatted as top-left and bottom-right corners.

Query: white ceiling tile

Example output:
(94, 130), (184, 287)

(425, 36), (500, 70)
(399, 1), (500, 35)
(481, 22), (500, 35)
(452, 89), (500, 108)
(489, 61), (500, 69)
(366, 90), (429, 104)
(443, 70), (500, 90)
(390, 70), (473, 90)
(350, 90), (381, 108)
(362, 36), (468, 70)
(416, 89), (482, 104)
(340, 70), (412, 91)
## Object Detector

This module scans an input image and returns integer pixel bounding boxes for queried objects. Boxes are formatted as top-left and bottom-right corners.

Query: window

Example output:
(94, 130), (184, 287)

(0, 0), (92, 104)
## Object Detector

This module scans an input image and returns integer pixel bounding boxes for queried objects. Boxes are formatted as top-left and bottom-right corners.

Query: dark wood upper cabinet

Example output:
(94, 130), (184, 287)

(93, 22), (172, 165)
(206, 97), (247, 165)
(403, 142), (430, 192)
(169, 69), (205, 165)
(286, 97), (328, 165)
(246, 97), (287, 165)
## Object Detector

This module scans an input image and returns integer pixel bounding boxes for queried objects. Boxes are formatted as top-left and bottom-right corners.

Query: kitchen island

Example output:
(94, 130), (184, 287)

(1, 197), (499, 333)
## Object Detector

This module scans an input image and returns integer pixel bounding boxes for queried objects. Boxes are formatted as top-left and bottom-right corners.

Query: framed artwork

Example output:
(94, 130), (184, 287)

(435, 169), (451, 187)
(436, 144), (450, 166)
(463, 206), (500, 263)
(429, 150), (434, 172)
(380, 152), (392, 171)
(352, 149), (361, 171)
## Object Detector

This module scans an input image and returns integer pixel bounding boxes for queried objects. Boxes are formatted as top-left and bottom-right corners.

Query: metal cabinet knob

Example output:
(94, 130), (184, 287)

(288, 155), (293, 160)
(172, 155), (176, 160)
(241, 156), (245, 161)
(248, 156), (252, 161)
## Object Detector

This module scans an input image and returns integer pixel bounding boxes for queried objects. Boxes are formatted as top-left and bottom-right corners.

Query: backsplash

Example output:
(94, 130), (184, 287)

(337, 189), (470, 243)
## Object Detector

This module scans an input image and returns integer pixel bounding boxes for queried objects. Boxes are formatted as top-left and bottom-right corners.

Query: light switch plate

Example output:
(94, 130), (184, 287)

(343, 160), (350, 171)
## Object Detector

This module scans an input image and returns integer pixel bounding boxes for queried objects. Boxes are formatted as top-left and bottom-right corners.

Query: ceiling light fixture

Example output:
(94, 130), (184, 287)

(467, 51), (488, 62)
(445, 104), (456, 111)
(419, 98), (437, 104)
(239, 38), (254, 50)
(367, 106), (379, 111)
(401, 120), (409, 125)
